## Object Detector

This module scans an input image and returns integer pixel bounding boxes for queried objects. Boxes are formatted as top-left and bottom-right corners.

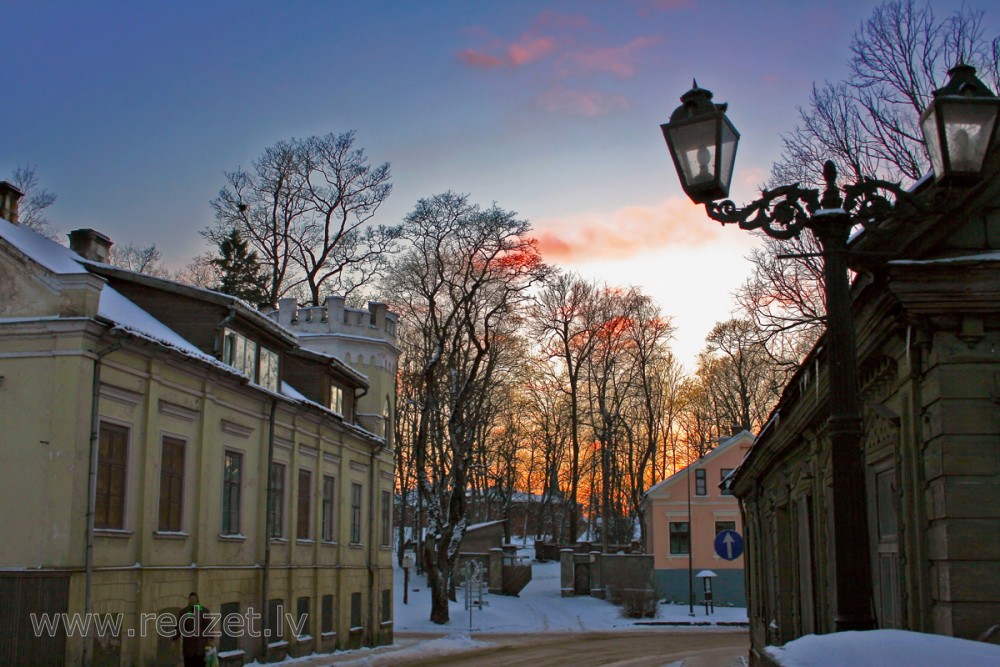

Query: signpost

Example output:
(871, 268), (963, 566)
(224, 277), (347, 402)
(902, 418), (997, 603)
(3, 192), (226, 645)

(714, 529), (744, 561)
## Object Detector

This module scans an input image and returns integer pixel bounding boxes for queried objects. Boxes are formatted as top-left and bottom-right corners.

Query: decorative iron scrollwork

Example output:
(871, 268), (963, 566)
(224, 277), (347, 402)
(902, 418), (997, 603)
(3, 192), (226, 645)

(701, 161), (913, 241)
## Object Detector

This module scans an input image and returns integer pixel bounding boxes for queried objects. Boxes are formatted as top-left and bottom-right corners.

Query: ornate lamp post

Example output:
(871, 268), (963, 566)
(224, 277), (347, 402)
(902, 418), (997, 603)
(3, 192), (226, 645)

(659, 66), (998, 632)
(921, 64), (1000, 184)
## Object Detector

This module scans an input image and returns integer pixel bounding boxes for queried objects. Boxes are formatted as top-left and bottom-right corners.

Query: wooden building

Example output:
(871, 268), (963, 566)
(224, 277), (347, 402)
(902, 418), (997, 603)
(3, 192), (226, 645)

(730, 169), (1000, 660)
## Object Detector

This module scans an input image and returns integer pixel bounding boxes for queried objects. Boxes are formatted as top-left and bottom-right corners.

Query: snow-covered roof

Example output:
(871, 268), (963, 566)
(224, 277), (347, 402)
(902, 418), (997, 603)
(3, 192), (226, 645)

(889, 250), (1000, 265)
(0, 218), (382, 445)
(0, 218), (89, 274)
(98, 284), (245, 378)
(82, 259), (297, 345)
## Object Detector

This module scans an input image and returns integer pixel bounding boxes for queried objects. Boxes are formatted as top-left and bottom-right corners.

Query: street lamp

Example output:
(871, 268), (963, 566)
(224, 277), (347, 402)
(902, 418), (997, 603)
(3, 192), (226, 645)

(921, 64), (1000, 184)
(660, 65), (999, 633)
(662, 86), (893, 634)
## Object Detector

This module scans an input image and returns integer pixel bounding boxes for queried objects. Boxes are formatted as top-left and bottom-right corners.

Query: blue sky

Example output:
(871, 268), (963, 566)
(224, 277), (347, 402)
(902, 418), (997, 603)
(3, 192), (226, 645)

(3, 1), (994, 367)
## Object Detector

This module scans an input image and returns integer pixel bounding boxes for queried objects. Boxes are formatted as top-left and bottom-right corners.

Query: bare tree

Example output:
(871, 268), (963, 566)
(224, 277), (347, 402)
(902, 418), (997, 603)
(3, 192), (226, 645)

(175, 252), (222, 289)
(206, 131), (399, 306)
(9, 165), (58, 239)
(107, 242), (172, 278)
(530, 273), (606, 543)
(384, 191), (549, 624)
(772, 0), (1000, 188)
(754, 1), (999, 364)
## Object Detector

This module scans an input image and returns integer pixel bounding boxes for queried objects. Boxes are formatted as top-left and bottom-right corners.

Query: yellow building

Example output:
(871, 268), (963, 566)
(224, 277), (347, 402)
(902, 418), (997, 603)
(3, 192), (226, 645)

(0, 185), (394, 667)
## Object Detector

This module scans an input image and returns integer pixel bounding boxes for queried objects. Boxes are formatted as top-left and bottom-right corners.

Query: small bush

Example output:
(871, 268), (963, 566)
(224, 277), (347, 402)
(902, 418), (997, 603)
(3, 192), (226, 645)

(605, 566), (657, 619)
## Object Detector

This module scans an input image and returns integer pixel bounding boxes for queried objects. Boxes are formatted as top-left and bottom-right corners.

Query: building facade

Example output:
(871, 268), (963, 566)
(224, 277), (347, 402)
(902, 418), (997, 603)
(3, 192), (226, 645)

(0, 190), (394, 667)
(731, 171), (1000, 660)
(641, 430), (752, 606)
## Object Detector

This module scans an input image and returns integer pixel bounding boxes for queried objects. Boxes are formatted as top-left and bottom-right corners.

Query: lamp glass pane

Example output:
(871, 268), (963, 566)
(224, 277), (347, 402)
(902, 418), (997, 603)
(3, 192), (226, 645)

(940, 101), (998, 173)
(921, 109), (944, 179)
(718, 119), (738, 195)
(668, 117), (719, 189)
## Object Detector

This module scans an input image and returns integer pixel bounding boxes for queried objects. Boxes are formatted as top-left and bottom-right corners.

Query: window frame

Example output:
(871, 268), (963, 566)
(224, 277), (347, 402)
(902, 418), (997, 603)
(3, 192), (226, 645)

(715, 520), (737, 535)
(720, 468), (734, 495)
(268, 462), (286, 539)
(380, 490), (391, 547)
(221, 450), (244, 536)
(695, 468), (707, 496)
(329, 384), (344, 416)
(322, 476), (336, 543)
(669, 521), (690, 555)
(297, 469), (312, 540)
(157, 434), (186, 532)
(296, 596), (310, 638)
(96, 421), (130, 530)
(350, 482), (363, 545)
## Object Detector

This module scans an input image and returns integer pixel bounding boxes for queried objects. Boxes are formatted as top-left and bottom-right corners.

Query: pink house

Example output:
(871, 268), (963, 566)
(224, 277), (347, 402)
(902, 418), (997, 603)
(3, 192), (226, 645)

(641, 430), (753, 606)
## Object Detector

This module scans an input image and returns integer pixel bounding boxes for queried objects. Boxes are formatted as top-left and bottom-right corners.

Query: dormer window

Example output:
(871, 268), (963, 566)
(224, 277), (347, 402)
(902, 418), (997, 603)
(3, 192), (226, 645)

(330, 384), (344, 416)
(259, 348), (279, 392)
(223, 329), (257, 379)
(222, 328), (280, 392)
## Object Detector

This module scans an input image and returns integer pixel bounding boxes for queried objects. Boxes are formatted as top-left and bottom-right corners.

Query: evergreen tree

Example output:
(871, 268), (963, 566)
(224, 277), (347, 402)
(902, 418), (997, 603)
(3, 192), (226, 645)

(212, 230), (269, 306)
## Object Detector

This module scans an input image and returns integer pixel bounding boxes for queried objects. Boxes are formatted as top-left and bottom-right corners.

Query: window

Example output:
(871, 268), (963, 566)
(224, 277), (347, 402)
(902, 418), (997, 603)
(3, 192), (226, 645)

(669, 522), (690, 554)
(380, 490), (392, 546)
(268, 463), (285, 538)
(350, 483), (363, 544)
(297, 469), (312, 540)
(381, 589), (391, 623)
(222, 451), (243, 535)
(350, 592), (362, 628)
(158, 436), (185, 532)
(259, 347), (279, 392)
(383, 396), (392, 443)
(695, 468), (707, 496)
(266, 599), (282, 641)
(96, 422), (128, 529)
(330, 384), (344, 415)
(222, 328), (257, 379)
(321, 594), (334, 635)
(296, 597), (310, 637)
(219, 602), (240, 653)
(322, 476), (336, 542)
(715, 520), (737, 535)
(721, 468), (734, 495)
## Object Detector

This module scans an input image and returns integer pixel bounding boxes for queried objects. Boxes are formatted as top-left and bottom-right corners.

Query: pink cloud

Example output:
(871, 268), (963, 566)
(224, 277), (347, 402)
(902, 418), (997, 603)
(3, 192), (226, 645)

(458, 49), (503, 68)
(508, 36), (556, 66)
(535, 86), (630, 117)
(563, 36), (659, 78)
(533, 198), (730, 263)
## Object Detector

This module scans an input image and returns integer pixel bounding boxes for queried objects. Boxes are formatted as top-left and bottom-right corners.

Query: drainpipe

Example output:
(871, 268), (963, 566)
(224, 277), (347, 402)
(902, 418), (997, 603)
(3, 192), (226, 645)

(83, 336), (123, 667)
(259, 398), (278, 662)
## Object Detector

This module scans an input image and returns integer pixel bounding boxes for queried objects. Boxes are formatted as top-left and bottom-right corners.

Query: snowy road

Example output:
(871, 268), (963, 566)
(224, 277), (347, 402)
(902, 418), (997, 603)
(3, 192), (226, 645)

(333, 630), (749, 666)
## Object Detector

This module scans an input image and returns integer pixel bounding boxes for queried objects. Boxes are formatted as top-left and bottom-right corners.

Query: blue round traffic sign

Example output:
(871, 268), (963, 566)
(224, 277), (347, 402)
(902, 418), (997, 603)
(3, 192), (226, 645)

(714, 529), (744, 561)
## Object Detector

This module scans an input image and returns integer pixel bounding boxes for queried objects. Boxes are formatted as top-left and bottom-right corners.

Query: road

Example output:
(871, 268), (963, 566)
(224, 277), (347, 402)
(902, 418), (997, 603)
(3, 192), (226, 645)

(327, 630), (749, 667)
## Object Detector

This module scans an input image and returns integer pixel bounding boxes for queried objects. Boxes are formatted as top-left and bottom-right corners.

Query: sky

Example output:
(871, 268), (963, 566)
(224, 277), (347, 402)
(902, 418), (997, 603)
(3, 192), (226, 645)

(3, 0), (996, 369)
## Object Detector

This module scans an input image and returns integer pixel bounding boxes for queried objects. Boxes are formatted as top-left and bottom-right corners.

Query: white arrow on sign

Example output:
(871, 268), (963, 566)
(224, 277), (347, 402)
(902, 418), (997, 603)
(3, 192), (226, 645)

(722, 532), (735, 560)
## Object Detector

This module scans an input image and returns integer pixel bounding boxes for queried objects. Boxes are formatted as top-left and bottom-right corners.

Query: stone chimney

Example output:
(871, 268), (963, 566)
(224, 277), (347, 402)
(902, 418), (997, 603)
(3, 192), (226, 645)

(0, 181), (24, 224)
(69, 229), (114, 263)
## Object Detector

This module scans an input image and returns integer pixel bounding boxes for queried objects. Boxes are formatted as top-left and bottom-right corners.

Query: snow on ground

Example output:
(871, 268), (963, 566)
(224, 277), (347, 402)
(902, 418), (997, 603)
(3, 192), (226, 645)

(394, 557), (749, 633)
(765, 629), (1000, 667)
